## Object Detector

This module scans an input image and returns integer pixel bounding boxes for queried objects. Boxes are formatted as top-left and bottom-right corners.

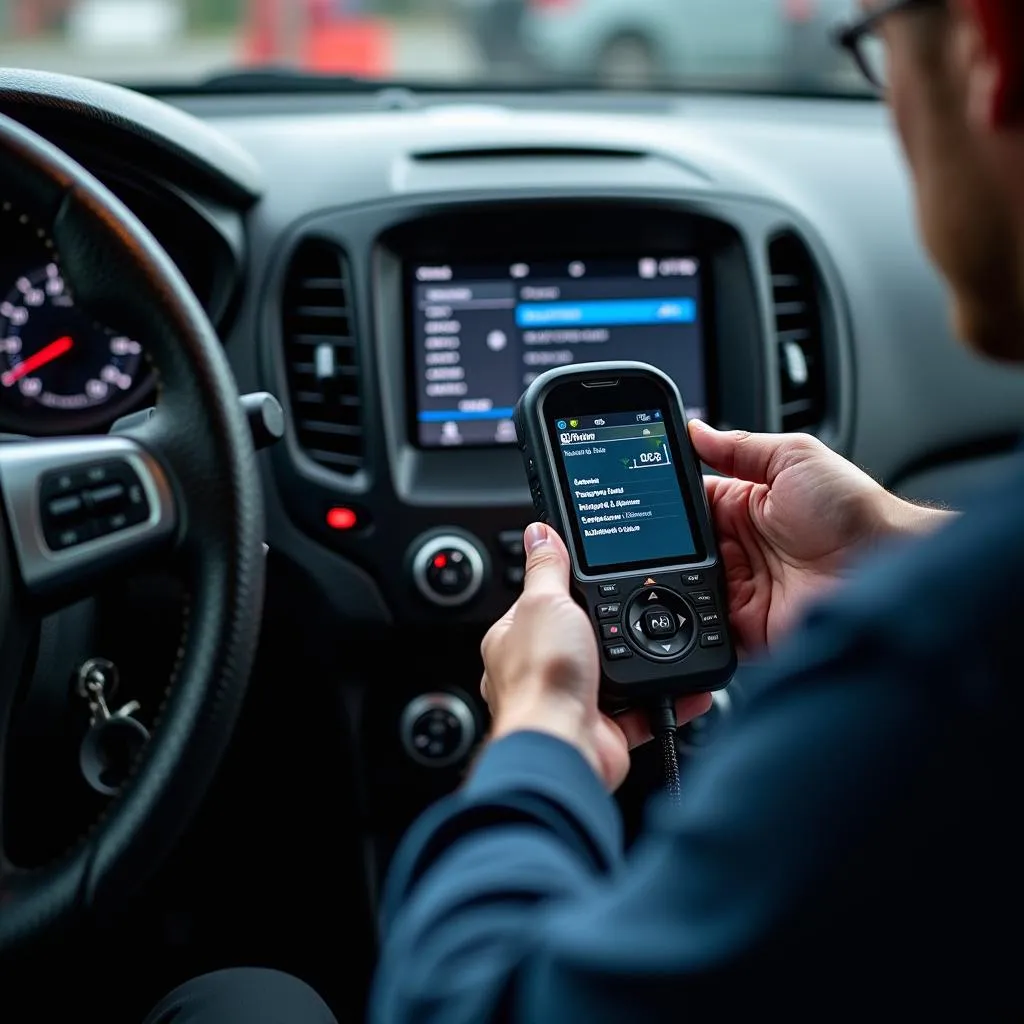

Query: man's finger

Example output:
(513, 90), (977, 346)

(689, 419), (814, 486)
(521, 522), (571, 597)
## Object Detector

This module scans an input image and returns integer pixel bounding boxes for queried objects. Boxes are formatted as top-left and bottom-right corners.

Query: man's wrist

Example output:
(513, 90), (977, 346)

(882, 494), (958, 538)
(489, 695), (600, 775)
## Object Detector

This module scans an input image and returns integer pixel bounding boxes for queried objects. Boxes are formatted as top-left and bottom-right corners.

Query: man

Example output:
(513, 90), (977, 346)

(147, 0), (1022, 1019)
(366, 1), (1024, 1019)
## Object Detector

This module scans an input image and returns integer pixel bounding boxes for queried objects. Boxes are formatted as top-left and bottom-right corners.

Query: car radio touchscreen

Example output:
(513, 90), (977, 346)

(409, 257), (707, 447)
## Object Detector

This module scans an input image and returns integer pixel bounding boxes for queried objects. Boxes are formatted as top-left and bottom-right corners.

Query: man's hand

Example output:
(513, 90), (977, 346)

(690, 421), (954, 653)
(481, 523), (712, 792)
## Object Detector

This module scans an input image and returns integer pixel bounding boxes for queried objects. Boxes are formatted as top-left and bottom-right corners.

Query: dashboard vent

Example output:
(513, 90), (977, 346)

(281, 239), (363, 474)
(768, 232), (827, 433)
(412, 146), (648, 162)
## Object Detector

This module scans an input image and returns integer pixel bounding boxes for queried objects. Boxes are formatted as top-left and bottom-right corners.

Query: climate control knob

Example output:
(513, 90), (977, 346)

(410, 532), (487, 607)
(401, 693), (477, 767)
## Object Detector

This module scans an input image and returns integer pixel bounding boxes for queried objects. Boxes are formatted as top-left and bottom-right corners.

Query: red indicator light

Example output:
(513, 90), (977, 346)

(433, 553), (448, 569)
(326, 507), (358, 531)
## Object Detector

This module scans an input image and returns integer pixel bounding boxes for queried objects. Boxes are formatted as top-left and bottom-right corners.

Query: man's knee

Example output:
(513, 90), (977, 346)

(143, 967), (337, 1023)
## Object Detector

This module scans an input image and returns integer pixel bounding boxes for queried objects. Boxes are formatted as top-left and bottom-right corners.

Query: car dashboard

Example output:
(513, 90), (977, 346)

(3, 69), (1024, 1018)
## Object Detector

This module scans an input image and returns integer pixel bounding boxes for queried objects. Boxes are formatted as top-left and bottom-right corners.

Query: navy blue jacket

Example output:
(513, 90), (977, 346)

(371, 463), (1022, 1021)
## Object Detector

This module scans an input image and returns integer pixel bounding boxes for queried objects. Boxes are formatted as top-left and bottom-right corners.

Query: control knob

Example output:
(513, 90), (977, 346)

(400, 693), (477, 767)
(410, 532), (487, 607)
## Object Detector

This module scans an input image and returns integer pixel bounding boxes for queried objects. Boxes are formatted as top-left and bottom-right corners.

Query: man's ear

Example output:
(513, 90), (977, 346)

(962, 0), (1024, 127)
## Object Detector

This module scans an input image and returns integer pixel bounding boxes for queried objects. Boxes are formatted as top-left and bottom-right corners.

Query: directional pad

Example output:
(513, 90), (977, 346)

(626, 586), (696, 660)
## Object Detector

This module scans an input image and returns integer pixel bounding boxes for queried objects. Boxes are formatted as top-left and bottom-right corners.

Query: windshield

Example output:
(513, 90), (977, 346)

(0, 0), (866, 93)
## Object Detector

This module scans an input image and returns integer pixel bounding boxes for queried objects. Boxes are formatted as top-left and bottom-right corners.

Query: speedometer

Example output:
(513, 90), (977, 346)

(0, 263), (144, 413)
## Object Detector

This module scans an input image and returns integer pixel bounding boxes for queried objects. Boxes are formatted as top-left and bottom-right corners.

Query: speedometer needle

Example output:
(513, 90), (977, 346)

(1, 335), (74, 387)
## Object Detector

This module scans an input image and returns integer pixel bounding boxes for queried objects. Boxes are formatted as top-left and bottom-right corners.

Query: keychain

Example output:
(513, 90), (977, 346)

(76, 658), (151, 797)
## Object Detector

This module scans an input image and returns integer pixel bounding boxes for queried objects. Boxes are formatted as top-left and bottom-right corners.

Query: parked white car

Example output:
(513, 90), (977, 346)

(459, 0), (853, 88)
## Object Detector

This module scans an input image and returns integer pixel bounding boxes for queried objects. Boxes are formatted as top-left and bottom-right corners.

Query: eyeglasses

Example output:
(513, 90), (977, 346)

(834, 0), (946, 92)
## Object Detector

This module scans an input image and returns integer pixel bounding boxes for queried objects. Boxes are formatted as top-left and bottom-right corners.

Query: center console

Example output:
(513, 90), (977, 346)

(268, 197), (798, 626)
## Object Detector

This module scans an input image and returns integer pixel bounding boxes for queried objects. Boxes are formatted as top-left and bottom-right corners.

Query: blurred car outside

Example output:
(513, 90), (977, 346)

(456, 0), (852, 89)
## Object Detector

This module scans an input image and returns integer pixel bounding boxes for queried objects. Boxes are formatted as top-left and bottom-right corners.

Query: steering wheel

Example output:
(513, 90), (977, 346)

(0, 113), (264, 951)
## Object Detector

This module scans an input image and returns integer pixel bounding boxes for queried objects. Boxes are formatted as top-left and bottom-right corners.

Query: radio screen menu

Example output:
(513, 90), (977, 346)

(410, 257), (707, 447)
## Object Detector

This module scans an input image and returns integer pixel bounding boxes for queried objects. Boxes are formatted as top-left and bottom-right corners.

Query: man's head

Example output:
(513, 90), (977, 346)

(873, 0), (1024, 360)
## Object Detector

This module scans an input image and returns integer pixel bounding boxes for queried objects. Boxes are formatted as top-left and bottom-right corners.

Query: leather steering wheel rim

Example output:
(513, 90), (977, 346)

(0, 113), (264, 951)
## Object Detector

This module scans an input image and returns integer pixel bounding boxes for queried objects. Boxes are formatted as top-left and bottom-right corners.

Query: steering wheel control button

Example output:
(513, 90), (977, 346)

(86, 482), (125, 506)
(411, 533), (487, 607)
(598, 583), (620, 597)
(681, 572), (704, 587)
(596, 601), (622, 619)
(700, 630), (725, 648)
(51, 520), (98, 550)
(47, 493), (83, 518)
(698, 609), (721, 627)
(40, 459), (150, 551)
(605, 643), (633, 660)
(401, 693), (477, 767)
(601, 622), (623, 640)
(689, 590), (715, 606)
(625, 587), (696, 660)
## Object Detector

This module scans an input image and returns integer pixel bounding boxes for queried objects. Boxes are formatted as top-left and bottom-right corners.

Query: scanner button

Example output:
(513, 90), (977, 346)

(596, 602), (621, 619)
(604, 643), (633, 661)
(601, 622), (623, 640)
(700, 630), (724, 648)
(642, 608), (677, 638)
(681, 572), (704, 587)
(598, 583), (620, 597)
(698, 609), (720, 627)
(690, 591), (715, 606)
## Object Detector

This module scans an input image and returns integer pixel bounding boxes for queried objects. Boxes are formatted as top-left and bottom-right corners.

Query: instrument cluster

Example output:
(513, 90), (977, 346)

(0, 204), (153, 436)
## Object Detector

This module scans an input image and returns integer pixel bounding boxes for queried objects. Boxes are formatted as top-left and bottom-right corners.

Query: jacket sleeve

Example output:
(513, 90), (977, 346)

(370, 581), (961, 1023)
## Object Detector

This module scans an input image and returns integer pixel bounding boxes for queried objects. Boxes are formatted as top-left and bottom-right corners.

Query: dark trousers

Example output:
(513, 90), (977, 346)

(143, 968), (338, 1023)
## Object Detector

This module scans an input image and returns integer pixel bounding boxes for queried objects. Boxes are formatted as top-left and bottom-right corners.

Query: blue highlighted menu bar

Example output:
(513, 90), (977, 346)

(418, 407), (515, 423)
(516, 297), (697, 329)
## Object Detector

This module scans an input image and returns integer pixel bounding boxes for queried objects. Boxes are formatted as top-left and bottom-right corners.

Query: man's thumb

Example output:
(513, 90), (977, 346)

(689, 419), (798, 485)
(522, 523), (571, 595)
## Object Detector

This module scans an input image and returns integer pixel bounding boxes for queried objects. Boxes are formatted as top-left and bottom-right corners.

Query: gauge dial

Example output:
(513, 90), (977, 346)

(0, 263), (144, 412)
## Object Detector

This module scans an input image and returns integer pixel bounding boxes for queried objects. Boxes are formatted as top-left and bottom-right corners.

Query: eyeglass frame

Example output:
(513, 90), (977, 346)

(833, 0), (947, 90)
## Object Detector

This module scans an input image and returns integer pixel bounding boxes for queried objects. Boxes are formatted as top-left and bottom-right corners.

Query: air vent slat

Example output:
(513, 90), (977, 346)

(291, 334), (357, 346)
(281, 239), (364, 474)
(299, 420), (363, 436)
(768, 232), (827, 434)
(295, 305), (349, 317)
(307, 449), (364, 468)
(302, 277), (346, 289)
